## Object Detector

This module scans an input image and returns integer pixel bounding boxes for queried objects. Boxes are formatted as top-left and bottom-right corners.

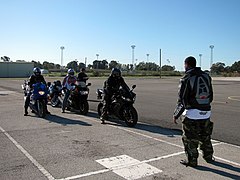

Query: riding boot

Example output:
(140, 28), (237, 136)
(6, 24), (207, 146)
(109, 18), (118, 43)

(24, 108), (28, 116)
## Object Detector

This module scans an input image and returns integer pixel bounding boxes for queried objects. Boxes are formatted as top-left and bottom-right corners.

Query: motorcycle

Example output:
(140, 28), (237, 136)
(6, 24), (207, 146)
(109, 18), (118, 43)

(48, 80), (62, 107)
(62, 81), (91, 115)
(22, 81), (48, 118)
(96, 85), (138, 127)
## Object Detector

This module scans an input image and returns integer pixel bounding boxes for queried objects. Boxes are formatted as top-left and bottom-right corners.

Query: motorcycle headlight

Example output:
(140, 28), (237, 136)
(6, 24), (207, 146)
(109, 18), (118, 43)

(39, 91), (45, 95)
(80, 91), (89, 95)
(122, 96), (132, 102)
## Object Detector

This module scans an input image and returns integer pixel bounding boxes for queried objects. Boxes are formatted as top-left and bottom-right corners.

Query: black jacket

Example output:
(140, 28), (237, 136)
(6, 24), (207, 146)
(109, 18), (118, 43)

(77, 72), (88, 83)
(173, 67), (213, 119)
(104, 76), (130, 93)
(29, 75), (46, 88)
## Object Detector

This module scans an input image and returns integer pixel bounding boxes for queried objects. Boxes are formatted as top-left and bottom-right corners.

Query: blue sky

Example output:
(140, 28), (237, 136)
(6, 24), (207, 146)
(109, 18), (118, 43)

(0, 0), (240, 70)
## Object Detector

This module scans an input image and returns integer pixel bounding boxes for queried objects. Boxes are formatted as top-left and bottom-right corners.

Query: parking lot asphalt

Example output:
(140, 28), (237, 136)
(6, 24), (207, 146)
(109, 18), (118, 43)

(0, 83), (240, 180)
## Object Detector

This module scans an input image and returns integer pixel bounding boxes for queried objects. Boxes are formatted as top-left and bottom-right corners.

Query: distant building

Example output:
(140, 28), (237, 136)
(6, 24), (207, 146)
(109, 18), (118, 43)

(41, 69), (49, 74)
(0, 62), (34, 77)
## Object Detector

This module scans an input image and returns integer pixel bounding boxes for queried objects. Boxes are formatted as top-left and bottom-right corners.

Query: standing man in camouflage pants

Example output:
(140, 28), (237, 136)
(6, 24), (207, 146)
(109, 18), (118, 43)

(173, 56), (214, 167)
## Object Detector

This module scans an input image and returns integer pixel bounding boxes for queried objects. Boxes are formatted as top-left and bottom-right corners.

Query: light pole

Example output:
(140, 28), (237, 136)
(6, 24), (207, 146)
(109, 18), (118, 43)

(60, 46), (65, 76)
(96, 54), (99, 69)
(131, 45), (136, 70)
(159, 49), (162, 78)
(146, 54), (149, 71)
(85, 57), (87, 68)
(209, 45), (214, 74)
(199, 54), (202, 68)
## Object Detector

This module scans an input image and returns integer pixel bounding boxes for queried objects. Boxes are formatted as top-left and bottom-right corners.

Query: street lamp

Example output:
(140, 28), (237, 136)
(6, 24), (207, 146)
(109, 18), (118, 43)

(199, 54), (202, 68)
(209, 45), (214, 74)
(146, 54), (150, 71)
(60, 46), (65, 76)
(131, 45), (136, 70)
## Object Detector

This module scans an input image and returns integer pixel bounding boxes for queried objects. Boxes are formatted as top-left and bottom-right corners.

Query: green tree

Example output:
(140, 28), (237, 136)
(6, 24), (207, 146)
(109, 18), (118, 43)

(67, 61), (78, 71)
(230, 61), (240, 73)
(32, 60), (43, 68)
(211, 62), (225, 74)
(1, 56), (10, 62)
(79, 62), (86, 69)
(162, 65), (175, 71)
(109, 60), (119, 69)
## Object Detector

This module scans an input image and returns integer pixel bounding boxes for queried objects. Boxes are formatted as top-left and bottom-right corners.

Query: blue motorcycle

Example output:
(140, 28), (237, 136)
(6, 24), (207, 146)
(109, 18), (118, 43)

(29, 82), (48, 118)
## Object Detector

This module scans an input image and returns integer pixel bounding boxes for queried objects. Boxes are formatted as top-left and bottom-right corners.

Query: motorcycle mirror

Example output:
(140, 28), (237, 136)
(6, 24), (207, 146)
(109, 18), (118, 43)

(87, 83), (92, 86)
(132, 85), (136, 89)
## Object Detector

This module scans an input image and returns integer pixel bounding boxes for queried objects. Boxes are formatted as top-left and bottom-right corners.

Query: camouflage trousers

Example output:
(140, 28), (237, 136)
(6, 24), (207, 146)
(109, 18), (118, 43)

(182, 117), (214, 163)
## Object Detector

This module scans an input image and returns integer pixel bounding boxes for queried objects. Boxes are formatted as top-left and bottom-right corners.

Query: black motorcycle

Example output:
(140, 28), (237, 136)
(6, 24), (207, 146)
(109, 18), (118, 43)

(48, 80), (62, 107)
(96, 85), (138, 127)
(62, 81), (91, 115)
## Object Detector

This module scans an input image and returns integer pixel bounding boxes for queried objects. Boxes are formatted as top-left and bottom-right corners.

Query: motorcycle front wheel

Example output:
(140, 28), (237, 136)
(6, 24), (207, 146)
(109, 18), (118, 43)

(79, 101), (89, 115)
(37, 100), (46, 118)
(97, 103), (104, 117)
(51, 94), (60, 107)
(121, 106), (138, 127)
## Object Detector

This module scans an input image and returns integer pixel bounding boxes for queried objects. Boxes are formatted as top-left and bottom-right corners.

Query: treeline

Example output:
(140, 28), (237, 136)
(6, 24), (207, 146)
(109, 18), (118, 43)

(211, 61), (240, 76)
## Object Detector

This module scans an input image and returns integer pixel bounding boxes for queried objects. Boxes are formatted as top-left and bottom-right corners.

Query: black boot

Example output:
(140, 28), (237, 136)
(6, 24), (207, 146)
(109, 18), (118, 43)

(24, 108), (28, 116)
(100, 111), (108, 124)
(204, 155), (215, 163)
(180, 158), (198, 167)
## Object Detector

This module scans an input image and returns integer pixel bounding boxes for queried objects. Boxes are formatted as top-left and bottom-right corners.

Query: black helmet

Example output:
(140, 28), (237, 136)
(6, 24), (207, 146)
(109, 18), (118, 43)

(111, 68), (121, 78)
(33, 67), (41, 76)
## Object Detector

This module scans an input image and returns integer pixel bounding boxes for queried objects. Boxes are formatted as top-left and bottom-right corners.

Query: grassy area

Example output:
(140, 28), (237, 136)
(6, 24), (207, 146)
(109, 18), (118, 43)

(47, 70), (182, 78)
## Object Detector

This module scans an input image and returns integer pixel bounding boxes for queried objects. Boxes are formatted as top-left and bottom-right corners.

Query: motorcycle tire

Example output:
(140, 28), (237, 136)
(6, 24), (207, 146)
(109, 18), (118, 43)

(51, 94), (60, 107)
(122, 106), (138, 127)
(37, 100), (46, 118)
(97, 103), (104, 117)
(79, 101), (89, 115)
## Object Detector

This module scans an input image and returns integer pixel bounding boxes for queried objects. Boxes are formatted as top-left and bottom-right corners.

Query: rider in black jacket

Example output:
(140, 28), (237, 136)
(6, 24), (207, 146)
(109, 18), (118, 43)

(100, 68), (130, 123)
(173, 63), (213, 119)
(173, 56), (214, 167)
(24, 67), (50, 116)
(77, 68), (88, 83)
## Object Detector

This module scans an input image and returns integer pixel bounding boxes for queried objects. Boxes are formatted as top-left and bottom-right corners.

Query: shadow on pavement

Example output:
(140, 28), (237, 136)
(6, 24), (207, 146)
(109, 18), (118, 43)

(196, 161), (240, 179)
(44, 114), (92, 126)
(87, 111), (181, 137)
(135, 123), (182, 137)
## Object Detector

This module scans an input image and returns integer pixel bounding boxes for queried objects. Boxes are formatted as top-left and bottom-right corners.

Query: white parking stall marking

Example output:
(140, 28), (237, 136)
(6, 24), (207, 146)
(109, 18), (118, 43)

(96, 155), (162, 180)
(0, 126), (55, 180)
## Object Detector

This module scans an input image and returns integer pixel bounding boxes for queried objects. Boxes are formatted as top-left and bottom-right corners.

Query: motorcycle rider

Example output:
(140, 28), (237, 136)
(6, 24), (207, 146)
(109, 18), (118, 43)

(100, 68), (130, 123)
(24, 67), (50, 116)
(62, 69), (77, 113)
(77, 68), (89, 83)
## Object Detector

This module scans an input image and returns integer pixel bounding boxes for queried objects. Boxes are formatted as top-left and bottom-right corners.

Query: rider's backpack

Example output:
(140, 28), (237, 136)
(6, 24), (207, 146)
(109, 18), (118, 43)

(189, 74), (211, 105)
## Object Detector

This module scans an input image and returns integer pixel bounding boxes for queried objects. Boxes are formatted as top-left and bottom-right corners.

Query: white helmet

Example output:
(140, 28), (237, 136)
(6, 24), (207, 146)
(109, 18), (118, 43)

(67, 69), (74, 76)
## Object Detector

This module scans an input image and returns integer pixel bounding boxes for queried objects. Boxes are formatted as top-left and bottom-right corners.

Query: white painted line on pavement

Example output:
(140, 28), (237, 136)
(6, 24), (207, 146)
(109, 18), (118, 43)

(215, 157), (240, 167)
(57, 169), (110, 180)
(0, 126), (55, 180)
(221, 142), (240, 149)
(228, 96), (240, 102)
(96, 155), (162, 180)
